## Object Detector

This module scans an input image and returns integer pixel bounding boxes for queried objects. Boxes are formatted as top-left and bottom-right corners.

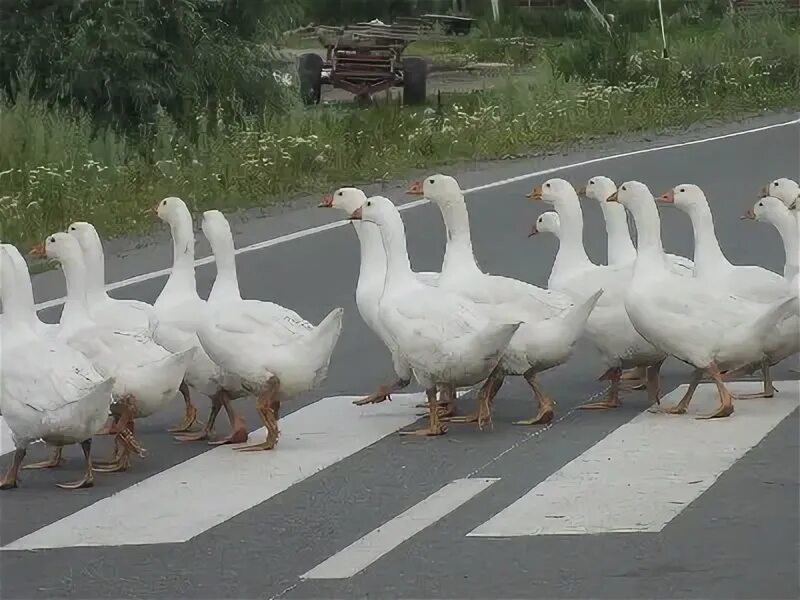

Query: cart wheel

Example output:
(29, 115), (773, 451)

(402, 57), (427, 106)
(298, 53), (323, 106)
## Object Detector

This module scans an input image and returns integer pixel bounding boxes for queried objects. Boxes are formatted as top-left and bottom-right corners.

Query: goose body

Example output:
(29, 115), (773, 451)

(351, 195), (521, 435)
(0, 243), (114, 490)
(319, 188), (438, 406)
(195, 210), (344, 451)
(409, 175), (602, 426)
(613, 181), (797, 418)
(530, 178), (667, 410)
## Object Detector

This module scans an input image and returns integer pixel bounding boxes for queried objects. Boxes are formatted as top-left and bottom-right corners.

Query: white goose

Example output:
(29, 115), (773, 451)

(319, 188), (439, 409)
(195, 210), (344, 451)
(611, 181), (797, 418)
(66, 221), (199, 433)
(730, 196), (800, 394)
(152, 197), (248, 446)
(350, 196), (522, 436)
(0, 243), (114, 490)
(580, 175), (694, 274)
(407, 175), (603, 427)
(529, 178), (667, 410)
(529, 211), (561, 241)
(31, 233), (195, 472)
(657, 184), (789, 302)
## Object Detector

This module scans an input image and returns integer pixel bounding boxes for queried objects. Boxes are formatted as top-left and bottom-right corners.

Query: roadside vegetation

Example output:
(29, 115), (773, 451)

(1, 1), (798, 247)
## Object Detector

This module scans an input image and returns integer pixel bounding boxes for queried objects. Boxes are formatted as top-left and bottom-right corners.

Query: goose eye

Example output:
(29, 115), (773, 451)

(622, 186), (627, 191)
(428, 179), (434, 185)
(589, 181), (594, 185)
(757, 202), (763, 207)
(69, 226), (76, 231)
(774, 181), (779, 187)
(162, 200), (167, 206)
(679, 188), (685, 193)
(49, 236), (55, 243)
(366, 201), (372, 207)
(545, 183), (550, 188)
(337, 191), (342, 196)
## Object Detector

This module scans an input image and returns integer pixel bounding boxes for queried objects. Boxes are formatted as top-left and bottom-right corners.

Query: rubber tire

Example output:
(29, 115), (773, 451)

(402, 57), (427, 106)
(298, 53), (323, 106)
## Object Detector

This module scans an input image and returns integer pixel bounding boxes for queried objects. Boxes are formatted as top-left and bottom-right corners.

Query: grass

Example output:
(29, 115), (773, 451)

(1, 15), (798, 248)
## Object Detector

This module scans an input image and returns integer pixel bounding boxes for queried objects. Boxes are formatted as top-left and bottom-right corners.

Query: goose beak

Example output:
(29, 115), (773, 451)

(28, 242), (47, 257)
(606, 190), (619, 203)
(759, 185), (769, 197)
(406, 180), (424, 195)
(576, 185), (587, 197)
(319, 193), (334, 208)
(349, 207), (363, 220)
(740, 208), (756, 220)
(657, 190), (674, 204)
(528, 223), (539, 237)
(527, 185), (543, 201)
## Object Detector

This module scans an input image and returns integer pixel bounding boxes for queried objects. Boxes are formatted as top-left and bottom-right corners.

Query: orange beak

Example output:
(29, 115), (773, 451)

(349, 206), (363, 220)
(528, 223), (539, 237)
(28, 242), (47, 257)
(406, 180), (424, 195)
(740, 207), (756, 220)
(606, 190), (619, 203)
(319, 193), (334, 208)
(527, 185), (543, 201)
(657, 190), (674, 204)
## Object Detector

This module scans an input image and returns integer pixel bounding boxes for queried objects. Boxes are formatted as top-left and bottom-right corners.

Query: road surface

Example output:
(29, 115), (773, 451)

(1, 114), (798, 600)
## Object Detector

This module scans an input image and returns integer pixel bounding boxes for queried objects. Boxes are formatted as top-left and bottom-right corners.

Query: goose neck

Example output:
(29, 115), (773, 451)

(83, 235), (108, 305)
(353, 221), (386, 286)
(377, 212), (416, 290)
(58, 249), (93, 331)
(601, 202), (636, 262)
(163, 216), (197, 297)
(686, 203), (728, 275)
(772, 213), (799, 273)
(552, 196), (593, 269)
(627, 199), (666, 272)
(439, 199), (480, 275)
(0, 248), (39, 335)
(208, 230), (240, 301)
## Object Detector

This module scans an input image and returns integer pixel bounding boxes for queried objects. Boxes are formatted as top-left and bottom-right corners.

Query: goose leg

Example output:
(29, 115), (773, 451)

(167, 380), (202, 433)
(174, 393), (224, 442)
(661, 368), (703, 414)
(446, 367), (505, 426)
(354, 377), (410, 406)
(236, 378), (281, 451)
(57, 440), (95, 490)
(0, 448), (27, 490)
(732, 360), (778, 399)
(579, 367), (622, 409)
(697, 362), (734, 419)
(514, 371), (555, 426)
(94, 415), (141, 472)
(644, 359), (665, 410)
(400, 387), (447, 436)
(22, 447), (65, 470)
(208, 390), (249, 446)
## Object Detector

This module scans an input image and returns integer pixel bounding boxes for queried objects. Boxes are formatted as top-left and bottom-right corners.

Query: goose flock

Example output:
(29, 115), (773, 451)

(1, 174), (798, 491)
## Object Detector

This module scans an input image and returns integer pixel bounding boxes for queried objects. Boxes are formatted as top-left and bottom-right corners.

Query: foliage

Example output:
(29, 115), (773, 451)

(0, 0), (301, 136)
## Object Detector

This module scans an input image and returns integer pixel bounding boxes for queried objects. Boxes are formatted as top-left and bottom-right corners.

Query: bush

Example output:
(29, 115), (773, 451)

(0, 0), (301, 136)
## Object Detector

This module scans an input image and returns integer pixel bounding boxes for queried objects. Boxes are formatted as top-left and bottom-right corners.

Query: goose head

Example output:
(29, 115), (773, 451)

(742, 195), (791, 225)
(608, 180), (653, 210)
(66, 221), (102, 254)
(348, 196), (397, 227)
(320, 187), (368, 215)
(407, 174), (462, 208)
(529, 211), (560, 238)
(656, 183), (707, 214)
(527, 178), (579, 206)
(579, 176), (618, 205)
(201, 209), (233, 251)
(762, 177), (799, 209)
(155, 196), (192, 228)
(31, 231), (83, 265)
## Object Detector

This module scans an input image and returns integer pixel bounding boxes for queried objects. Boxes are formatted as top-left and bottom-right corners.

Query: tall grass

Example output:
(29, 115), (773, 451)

(1, 15), (798, 247)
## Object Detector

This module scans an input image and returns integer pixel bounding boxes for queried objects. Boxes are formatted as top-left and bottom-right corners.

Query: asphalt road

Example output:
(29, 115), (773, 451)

(1, 114), (798, 600)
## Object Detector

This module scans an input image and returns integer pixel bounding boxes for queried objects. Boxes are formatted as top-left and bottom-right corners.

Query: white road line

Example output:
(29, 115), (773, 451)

(32, 118), (799, 312)
(2, 392), (448, 550)
(468, 380), (799, 537)
(0, 417), (15, 457)
(301, 477), (498, 580)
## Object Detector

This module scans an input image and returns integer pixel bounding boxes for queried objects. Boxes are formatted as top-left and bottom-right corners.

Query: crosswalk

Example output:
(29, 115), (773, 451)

(1, 380), (798, 584)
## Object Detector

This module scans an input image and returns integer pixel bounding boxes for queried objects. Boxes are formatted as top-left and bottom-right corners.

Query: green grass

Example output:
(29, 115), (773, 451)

(1, 15), (798, 248)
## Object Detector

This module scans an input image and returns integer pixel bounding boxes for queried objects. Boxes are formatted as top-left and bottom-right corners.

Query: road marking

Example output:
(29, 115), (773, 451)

(33, 118), (799, 312)
(468, 380), (799, 537)
(2, 392), (451, 550)
(0, 418), (14, 457)
(301, 477), (498, 579)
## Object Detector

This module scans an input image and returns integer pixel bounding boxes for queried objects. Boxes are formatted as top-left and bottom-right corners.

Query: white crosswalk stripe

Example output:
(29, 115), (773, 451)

(1, 380), (797, 588)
